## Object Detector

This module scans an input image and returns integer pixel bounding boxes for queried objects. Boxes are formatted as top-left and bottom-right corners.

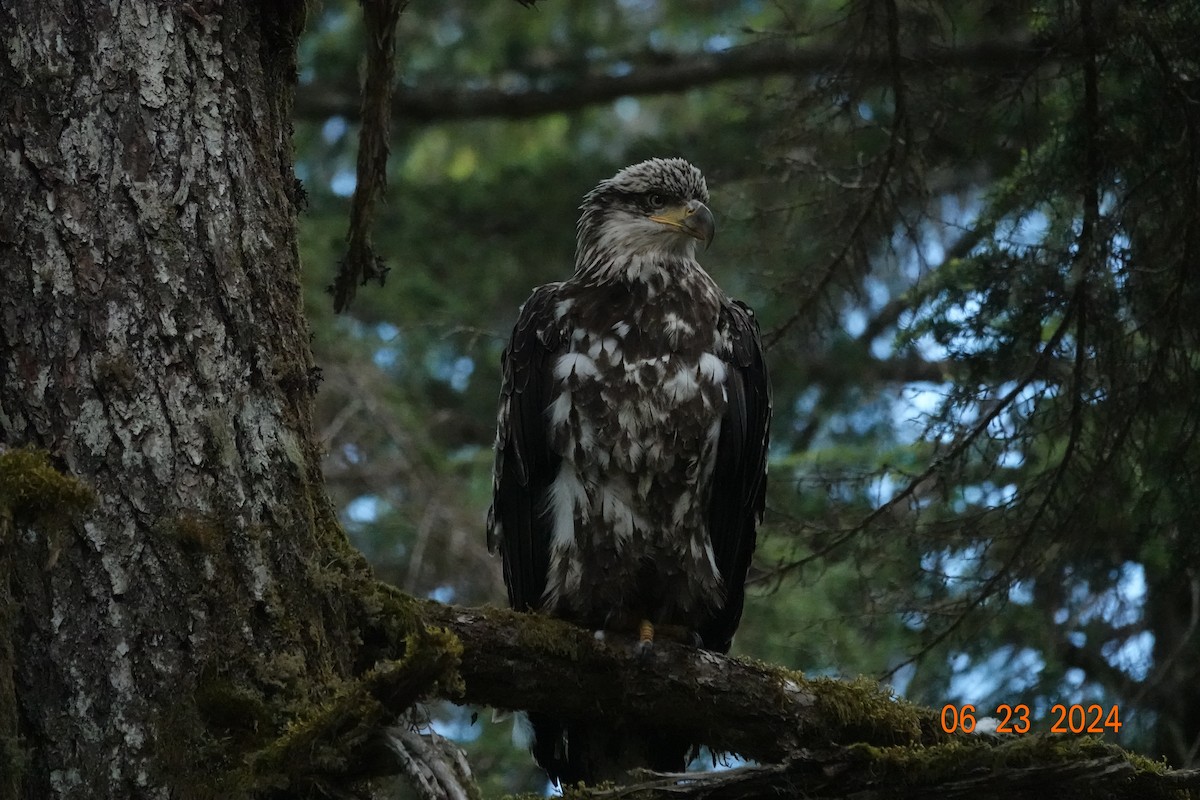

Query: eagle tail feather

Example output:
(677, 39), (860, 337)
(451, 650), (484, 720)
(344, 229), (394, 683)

(529, 713), (690, 787)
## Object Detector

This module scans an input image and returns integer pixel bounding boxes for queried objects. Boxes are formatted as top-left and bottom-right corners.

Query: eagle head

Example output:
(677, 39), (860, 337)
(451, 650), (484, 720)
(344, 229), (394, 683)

(576, 158), (716, 267)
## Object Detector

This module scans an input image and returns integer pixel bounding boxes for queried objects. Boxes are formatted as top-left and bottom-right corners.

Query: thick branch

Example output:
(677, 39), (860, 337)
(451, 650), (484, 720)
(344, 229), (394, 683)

(416, 600), (944, 763)
(324, 590), (1199, 798)
(295, 37), (1072, 124)
(423, 601), (1200, 799)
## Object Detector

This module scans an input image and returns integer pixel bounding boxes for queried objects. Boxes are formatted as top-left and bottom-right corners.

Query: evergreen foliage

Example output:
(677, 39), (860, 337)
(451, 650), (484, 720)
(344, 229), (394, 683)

(293, 0), (1200, 790)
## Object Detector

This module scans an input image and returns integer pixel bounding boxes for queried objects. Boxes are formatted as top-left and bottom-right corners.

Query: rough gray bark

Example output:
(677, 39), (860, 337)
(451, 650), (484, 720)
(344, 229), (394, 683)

(0, 2), (374, 797)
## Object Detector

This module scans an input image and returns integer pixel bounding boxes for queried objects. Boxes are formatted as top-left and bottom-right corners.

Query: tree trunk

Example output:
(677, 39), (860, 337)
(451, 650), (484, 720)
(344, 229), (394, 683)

(3, 3), (1200, 799)
(0, 2), (374, 797)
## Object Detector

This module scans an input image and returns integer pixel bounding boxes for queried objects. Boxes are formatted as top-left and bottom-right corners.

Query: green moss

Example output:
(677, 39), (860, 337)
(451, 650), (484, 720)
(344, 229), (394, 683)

(808, 674), (932, 745)
(440, 602), (592, 664)
(522, 737), (1183, 800)
(846, 738), (993, 784)
(1125, 751), (1172, 775)
(508, 607), (591, 662)
(240, 614), (465, 794)
(717, 659), (939, 751)
(260, 650), (309, 692)
(833, 735), (1181, 798)
(194, 672), (274, 746)
(164, 513), (223, 551)
(409, 624), (465, 697)
(366, 582), (428, 648)
(152, 673), (266, 800)
(0, 447), (94, 529)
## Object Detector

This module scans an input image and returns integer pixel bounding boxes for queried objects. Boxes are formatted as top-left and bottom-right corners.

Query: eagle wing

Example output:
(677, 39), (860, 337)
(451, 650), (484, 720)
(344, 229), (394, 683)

(700, 299), (771, 653)
(487, 284), (563, 612)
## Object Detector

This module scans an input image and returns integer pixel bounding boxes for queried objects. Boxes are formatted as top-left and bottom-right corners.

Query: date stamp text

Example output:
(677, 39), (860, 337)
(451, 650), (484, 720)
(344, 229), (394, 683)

(940, 704), (1122, 734)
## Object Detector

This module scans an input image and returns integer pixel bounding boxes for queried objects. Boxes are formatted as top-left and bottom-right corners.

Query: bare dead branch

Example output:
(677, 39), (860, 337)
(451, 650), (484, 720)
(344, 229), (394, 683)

(295, 37), (1073, 125)
(579, 741), (1188, 800)
(330, 0), (407, 313)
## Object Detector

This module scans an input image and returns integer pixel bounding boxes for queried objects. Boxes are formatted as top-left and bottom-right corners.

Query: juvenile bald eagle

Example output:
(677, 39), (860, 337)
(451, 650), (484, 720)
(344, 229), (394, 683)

(487, 158), (770, 785)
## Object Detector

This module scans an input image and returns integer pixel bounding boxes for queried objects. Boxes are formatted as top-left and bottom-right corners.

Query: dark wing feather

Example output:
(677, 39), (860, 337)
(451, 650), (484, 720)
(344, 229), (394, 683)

(700, 299), (771, 653)
(488, 284), (563, 612)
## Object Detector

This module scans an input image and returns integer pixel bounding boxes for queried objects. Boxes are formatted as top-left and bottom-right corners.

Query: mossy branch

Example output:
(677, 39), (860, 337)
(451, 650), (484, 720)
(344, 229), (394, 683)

(412, 600), (947, 762)
(366, 595), (1200, 798)
(270, 585), (1196, 797)
(247, 623), (462, 795)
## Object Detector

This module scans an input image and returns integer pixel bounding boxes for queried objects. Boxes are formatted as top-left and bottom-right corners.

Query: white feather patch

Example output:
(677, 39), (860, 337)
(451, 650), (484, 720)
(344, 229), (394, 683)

(672, 494), (692, 525)
(598, 485), (639, 542)
(663, 366), (699, 403)
(564, 557), (583, 597)
(617, 438), (644, 470)
(698, 352), (727, 384)
(546, 467), (588, 551)
(692, 535), (721, 580)
(546, 392), (572, 427)
(617, 404), (641, 435)
(554, 352), (598, 382)
(664, 312), (695, 337)
(576, 417), (596, 454)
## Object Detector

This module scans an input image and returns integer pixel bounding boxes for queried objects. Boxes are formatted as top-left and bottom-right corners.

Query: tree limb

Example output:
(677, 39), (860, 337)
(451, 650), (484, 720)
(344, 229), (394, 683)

(412, 599), (946, 762)
(330, 0), (407, 313)
(407, 595), (1197, 798)
(295, 37), (1074, 125)
(286, 588), (1197, 797)
(579, 741), (1200, 800)
(384, 713), (479, 800)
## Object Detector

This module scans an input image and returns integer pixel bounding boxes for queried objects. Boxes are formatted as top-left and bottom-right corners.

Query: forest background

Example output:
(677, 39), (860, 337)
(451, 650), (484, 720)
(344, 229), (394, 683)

(291, 0), (1200, 794)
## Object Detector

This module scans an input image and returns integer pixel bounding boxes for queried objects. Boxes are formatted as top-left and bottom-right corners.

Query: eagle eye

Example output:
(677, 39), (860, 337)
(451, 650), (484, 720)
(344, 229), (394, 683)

(646, 193), (667, 210)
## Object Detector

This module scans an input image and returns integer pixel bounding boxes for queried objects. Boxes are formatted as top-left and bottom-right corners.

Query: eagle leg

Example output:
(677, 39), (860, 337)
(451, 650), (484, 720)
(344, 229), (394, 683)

(635, 619), (655, 657)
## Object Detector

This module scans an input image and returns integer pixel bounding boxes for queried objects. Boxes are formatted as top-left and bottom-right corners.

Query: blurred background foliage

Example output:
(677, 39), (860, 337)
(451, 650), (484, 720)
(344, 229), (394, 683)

(292, 0), (1200, 793)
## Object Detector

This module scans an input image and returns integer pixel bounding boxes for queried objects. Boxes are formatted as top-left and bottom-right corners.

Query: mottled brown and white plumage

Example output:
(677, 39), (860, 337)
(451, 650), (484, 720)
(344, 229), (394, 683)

(487, 158), (770, 785)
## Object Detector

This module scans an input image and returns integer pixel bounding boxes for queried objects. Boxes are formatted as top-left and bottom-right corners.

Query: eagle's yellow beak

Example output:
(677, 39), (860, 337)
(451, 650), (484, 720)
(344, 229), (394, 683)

(649, 199), (715, 249)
